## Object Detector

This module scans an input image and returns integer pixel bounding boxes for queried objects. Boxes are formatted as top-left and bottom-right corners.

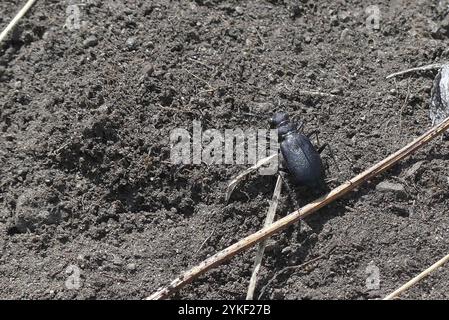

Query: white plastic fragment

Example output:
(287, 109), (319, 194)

(430, 64), (449, 126)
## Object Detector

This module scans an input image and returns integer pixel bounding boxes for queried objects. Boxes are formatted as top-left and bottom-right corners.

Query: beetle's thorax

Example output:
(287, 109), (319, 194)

(279, 130), (294, 142)
(277, 122), (296, 141)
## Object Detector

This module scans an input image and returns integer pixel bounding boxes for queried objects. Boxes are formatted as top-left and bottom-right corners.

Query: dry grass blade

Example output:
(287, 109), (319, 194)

(0, 0), (37, 44)
(384, 252), (449, 300)
(225, 154), (277, 202)
(246, 175), (282, 300)
(385, 63), (443, 80)
(147, 116), (449, 300)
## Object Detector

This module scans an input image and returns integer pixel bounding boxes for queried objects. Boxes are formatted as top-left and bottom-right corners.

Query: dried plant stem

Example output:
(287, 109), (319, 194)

(384, 252), (449, 300)
(225, 154), (277, 202)
(246, 175), (282, 300)
(385, 63), (443, 80)
(0, 0), (37, 44)
(147, 117), (449, 300)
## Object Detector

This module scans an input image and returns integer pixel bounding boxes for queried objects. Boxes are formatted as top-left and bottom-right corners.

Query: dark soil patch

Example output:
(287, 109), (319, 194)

(1, 0), (448, 299)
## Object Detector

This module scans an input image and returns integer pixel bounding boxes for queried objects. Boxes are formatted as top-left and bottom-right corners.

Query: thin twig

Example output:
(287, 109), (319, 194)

(225, 154), (277, 202)
(246, 175), (282, 300)
(185, 69), (215, 90)
(147, 116), (449, 300)
(195, 228), (216, 255)
(384, 252), (449, 300)
(0, 0), (37, 44)
(385, 63), (443, 80)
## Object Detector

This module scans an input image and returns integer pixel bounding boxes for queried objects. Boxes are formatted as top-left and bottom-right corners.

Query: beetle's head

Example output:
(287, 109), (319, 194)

(270, 112), (289, 128)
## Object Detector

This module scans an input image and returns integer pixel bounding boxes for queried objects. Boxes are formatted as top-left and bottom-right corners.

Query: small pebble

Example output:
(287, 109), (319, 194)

(143, 64), (154, 76)
(331, 88), (343, 95)
(126, 37), (138, 50)
(112, 256), (123, 266)
(340, 28), (350, 41)
(376, 181), (406, 195)
(96, 104), (110, 113)
(144, 41), (154, 50)
(338, 11), (350, 23)
(126, 263), (137, 271)
(83, 35), (98, 48)
(404, 161), (423, 179)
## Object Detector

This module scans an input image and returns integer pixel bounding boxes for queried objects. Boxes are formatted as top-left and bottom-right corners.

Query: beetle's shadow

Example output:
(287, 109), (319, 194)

(255, 181), (375, 299)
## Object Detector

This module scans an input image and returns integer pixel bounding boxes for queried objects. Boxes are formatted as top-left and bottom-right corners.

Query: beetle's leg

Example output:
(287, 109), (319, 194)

(306, 129), (321, 147)
(305, 130), (340, 173)
(278, 171), (313, 240)
(317, 143), (327, 154)
(278, 171), (300, 210)
(321, 155), (332, 177)
(278, 152), (286, 170)
(278, 171), (303, 237)
(317, 143), (341, 173)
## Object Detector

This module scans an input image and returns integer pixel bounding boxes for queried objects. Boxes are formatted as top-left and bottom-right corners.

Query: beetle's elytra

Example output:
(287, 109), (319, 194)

(270, 112), (325, 187)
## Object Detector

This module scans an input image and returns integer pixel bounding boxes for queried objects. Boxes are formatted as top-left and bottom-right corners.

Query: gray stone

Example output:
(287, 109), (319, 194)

(126, 37), (138, 50)
(83, 35), (98, 48)
(376, 181), (406, 195)
(112, 256), (123, 266)
(404, 161), (424, 179)
(126, 263), (137, 271)
(235, 6), (244, 15)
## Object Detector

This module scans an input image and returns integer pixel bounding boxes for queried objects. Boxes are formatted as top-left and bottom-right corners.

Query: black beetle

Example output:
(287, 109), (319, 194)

(270, 112), (325, 188)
